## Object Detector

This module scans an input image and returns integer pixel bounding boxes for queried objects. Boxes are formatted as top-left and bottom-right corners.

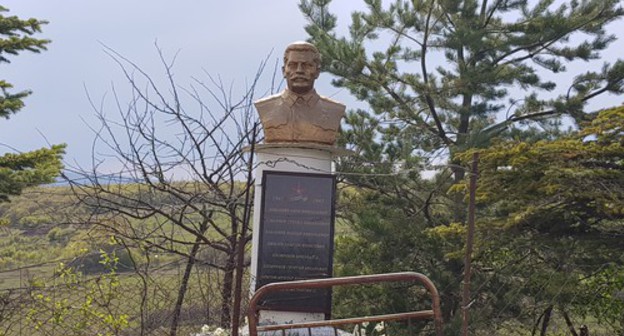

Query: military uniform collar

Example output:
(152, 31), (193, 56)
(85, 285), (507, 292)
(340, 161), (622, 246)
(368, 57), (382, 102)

(282, 89), (320, 107)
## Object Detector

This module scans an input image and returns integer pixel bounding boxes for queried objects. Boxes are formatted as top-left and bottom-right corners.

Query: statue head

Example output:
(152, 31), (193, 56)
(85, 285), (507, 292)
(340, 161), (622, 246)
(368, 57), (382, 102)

(282, 41), (321, 95)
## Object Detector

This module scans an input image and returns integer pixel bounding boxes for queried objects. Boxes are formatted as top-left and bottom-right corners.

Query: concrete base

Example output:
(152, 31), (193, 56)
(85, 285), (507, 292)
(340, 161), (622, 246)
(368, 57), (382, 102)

(258, 310), (325, 326)
(249, 144), (350, 325)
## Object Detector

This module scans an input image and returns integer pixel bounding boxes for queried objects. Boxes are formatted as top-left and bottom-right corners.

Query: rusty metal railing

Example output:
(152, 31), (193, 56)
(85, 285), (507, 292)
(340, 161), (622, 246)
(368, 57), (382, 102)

(248, 272), (443, 336)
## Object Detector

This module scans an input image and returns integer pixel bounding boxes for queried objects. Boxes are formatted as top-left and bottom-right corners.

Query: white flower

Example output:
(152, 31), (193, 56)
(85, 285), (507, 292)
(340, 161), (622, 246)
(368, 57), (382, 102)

(213, 327), (229, 336)
(238, 324), (250, 336)
(201, 325), (211, 334)
(374, 323), (384, 332)
(353, 324), (366, 336)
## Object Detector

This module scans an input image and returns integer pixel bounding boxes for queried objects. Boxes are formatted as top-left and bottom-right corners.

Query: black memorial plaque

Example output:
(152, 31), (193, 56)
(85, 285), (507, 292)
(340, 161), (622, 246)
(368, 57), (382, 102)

(256, 171), (336, 314)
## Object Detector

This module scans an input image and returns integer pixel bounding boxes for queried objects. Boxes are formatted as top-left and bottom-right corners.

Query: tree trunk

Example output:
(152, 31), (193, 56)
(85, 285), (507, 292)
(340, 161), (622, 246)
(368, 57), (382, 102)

(540, 305), (554, 336)
(442, 260), (464, 322)
(561, 309), (578, 336)
(450, 91), (473, 224)
(579, 325), (589, 336)
(231, 124), (256, 336)
(170, 236), (203, 336)
(532, 310), (545, 336)
(220, 200), (241, 329)
(451, 164), (467, 223)
(230, 232), (249, 336)
(220, 253), (235, 328)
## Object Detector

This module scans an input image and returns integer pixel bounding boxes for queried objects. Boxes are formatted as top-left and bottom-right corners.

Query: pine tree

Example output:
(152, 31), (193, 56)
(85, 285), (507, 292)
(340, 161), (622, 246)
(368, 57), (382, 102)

(0, 6), (64, 202)
(454, 105), (624, 333)
(0, 5), (49, 118)
(301, 0), (624, 221)
(300, 0), (624, 328)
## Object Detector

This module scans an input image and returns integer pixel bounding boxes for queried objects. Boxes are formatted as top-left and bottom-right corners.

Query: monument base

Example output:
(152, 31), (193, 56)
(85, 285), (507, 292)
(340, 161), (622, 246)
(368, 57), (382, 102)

(258, 310), (325, 326)
(247, 143), (352, 325)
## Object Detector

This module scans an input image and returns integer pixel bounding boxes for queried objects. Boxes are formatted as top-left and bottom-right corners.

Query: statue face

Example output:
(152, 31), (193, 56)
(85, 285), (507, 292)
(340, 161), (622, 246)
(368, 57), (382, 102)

(283, 50), (320, 94)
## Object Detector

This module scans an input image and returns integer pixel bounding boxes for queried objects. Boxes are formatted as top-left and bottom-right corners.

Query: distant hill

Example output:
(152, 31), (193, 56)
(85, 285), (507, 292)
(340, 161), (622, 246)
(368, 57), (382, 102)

(50, 170), (140, 187)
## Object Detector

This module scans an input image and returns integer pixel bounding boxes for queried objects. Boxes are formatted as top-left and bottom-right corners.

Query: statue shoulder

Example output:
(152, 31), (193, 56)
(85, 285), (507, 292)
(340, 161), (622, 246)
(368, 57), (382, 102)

(254, 93), (283, 109)
(319, 95), (346, 115)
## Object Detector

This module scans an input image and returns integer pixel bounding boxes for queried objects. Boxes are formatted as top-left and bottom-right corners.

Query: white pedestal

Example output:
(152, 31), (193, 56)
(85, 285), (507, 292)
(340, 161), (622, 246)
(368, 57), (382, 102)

(248, 144), (349, 325)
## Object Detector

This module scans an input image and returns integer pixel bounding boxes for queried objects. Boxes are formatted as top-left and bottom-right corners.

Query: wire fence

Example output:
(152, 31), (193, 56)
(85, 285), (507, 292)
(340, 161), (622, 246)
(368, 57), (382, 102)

(1, 167), (623, 336)
(0, 257), (237, 336)
(1, 240), (622, 335)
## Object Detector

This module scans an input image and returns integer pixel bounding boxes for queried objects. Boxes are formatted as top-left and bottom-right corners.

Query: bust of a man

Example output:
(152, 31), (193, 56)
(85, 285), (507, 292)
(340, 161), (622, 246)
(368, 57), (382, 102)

(254, 42), (345, 145)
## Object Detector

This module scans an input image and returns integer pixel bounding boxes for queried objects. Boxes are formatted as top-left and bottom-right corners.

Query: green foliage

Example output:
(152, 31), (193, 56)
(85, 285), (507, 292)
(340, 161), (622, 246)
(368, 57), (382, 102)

(301, 0), (624, 331)
(301, 0), (624, 158)
(0, 5), (50, 118)
(26, 254), (129, 336)
(67, 246), (135, 274)
(0, 182), (238, 334)
(455, 106), (624, 333)
(47, 226), (73, 244)
(0, 228), (66, 270)
(0, 6), (64, 203)
(333, 182), (462, 333)
(460, 105), (624, 233)
(0, 186), (89, 271)
(0, 145), (66, 202)
(579, 263), (624, 329)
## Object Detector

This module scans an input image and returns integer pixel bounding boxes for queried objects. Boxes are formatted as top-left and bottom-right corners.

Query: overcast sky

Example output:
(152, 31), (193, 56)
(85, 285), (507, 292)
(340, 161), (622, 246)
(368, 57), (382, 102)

(0, 1), (355, 169)
(2, 1), (623, 172)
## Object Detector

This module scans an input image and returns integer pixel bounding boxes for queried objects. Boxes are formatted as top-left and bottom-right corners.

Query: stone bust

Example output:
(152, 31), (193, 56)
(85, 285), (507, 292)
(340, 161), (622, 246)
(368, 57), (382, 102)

(254, 42), (345, 146)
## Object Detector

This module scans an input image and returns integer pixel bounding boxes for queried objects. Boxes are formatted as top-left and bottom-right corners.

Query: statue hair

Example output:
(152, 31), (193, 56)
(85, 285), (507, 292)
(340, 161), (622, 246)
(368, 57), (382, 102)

(284, 41), (321, 68)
